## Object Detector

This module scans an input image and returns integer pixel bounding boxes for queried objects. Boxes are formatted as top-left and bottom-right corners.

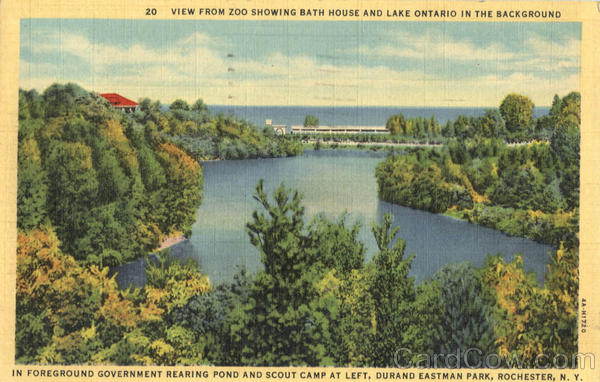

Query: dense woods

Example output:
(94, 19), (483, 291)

(16, 85), (579, 367)
(16, 227), (211, 364)
(376, 92), (580, 249)
(382, 92), (576, 143)
(18, 181), (570, 366)
(166, 182), (577, 367)
(16, 184), (578, 366)
(15, 83), (302, 364)
(18, 84), (204, 267)
(158, 98), (302, 160)
(370, 92), (579, 366)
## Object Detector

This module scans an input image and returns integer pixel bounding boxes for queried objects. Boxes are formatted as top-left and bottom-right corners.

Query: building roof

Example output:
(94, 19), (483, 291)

(100, 93), (138, 107)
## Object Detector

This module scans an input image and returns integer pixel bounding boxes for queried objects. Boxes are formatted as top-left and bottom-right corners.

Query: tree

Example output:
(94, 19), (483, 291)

(540, 245), (578, 361)
(429, 263), (496, 367)
(481, 254), (543, 366)
(560, 164), (580, 210)
(476, 109), (505, 138)
(304, 115), (319, 128)
(442, 121), (454, 137)
(19, 89), (43, 120)
(490, 163), (546, 211)
(369, 214), (416, 366)
(169, 99), (190, 111)
(499, 93), (534, 135)
(386, 114), (406, 135)
(191, 98), (208, 113)
(155, 142), (203, 235)
(307, 213), (365, 276)
(559, 92), (580, 128)
(45, 141), (99, 260)
(168, 268), (251, 365)
(550, 94), (562, 120)
(42, 83), (88, 118)
(452, 115), (472, 139)
(17, 135), (48, 230)
(18, 82), (206, 267)
(16, 227), (140, 363)
(448, 140), (471, 165)
(332, 266), (376, 366)
(551, 123), (580, 169)
(237, 180), (337, 365)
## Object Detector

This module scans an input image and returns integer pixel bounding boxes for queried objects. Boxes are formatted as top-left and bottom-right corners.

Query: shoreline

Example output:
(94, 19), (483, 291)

(156, 235), (187, 251)
(303, 139), (442, 148)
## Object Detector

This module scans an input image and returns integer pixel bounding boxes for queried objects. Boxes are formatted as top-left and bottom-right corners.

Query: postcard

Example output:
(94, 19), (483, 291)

(0, 0), (598, 381)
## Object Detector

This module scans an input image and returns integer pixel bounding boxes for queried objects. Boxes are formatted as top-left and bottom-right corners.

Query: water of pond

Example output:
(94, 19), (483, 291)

(114, 149), (553, 287)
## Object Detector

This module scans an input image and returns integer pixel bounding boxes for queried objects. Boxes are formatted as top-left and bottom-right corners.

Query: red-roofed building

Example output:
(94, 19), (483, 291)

(100, 93), (138, 113)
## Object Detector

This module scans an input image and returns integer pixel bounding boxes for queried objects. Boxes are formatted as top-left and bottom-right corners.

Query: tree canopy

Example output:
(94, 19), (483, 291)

(304, 115), (319, 127)
(499, 93), (534, 136)
(16, 85), (579, 367)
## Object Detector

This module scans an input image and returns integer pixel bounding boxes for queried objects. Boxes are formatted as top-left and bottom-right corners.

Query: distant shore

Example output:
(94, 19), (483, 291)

(303, 139), (442, 148)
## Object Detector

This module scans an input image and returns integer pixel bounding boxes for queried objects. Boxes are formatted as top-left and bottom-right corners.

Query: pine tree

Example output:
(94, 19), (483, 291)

(369, 214), (416, 366)
(237, 181), (338, 365)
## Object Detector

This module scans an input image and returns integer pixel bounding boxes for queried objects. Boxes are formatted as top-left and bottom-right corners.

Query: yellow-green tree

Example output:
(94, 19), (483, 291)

(499, 93), (534, 135)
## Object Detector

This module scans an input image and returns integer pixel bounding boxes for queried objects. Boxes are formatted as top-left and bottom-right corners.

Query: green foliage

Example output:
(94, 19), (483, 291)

(331, 266), (376, 366)
(369, 214), (416, 366)
(231, 183), (423, 366)
(168, 269), (251, 365)
(17, 135), (48, 230)
(479, 250), (579, 367)
(372, 92), (579, 368)
(378, 92), (575, 143)
(171, 118), (303, 160)
(386, 113), (406, 135)
(154, 142), (203, 235)
(541, 245), (579, 360)
(386, 113), (441, 138)
(428, 263), (496, 366)
(19, 89), (43, 120)
(16, 227), (135, 363)
(45, 140), (100, 260)
(376, 135), (578, 247)
(375, 152), (473, 213)
(481, 254), (542, 366)
(491, 163), (546, 211)
(16, 226), (212, 365)
(42, 83), (89, 118)
(475, 109), (506, 138)
(191, 98), (208, 113)
(447, 140), (471, 164)
(499, 93), (534, 136)
(237, 180), (337, 365)
(550, 108), (580, 212)
(18, 84), (204, 266)
(550, 94), (562, 120)
(169, 99), (190, 111)
(452, 115), (472, 139)
(304, 115), (319, 127)
(558, 92), (580, 128)
(464, 158), (498, 195)
(307, 213), (365, 276)
(17, 86), (580, 367)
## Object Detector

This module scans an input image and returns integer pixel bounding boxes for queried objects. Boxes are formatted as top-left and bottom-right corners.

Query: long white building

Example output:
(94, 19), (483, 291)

(265, 119), (388, 134)
(291, 125), (388, 134)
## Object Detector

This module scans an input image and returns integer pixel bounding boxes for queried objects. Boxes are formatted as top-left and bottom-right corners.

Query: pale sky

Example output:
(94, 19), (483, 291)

(20, 19), (580, 107)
